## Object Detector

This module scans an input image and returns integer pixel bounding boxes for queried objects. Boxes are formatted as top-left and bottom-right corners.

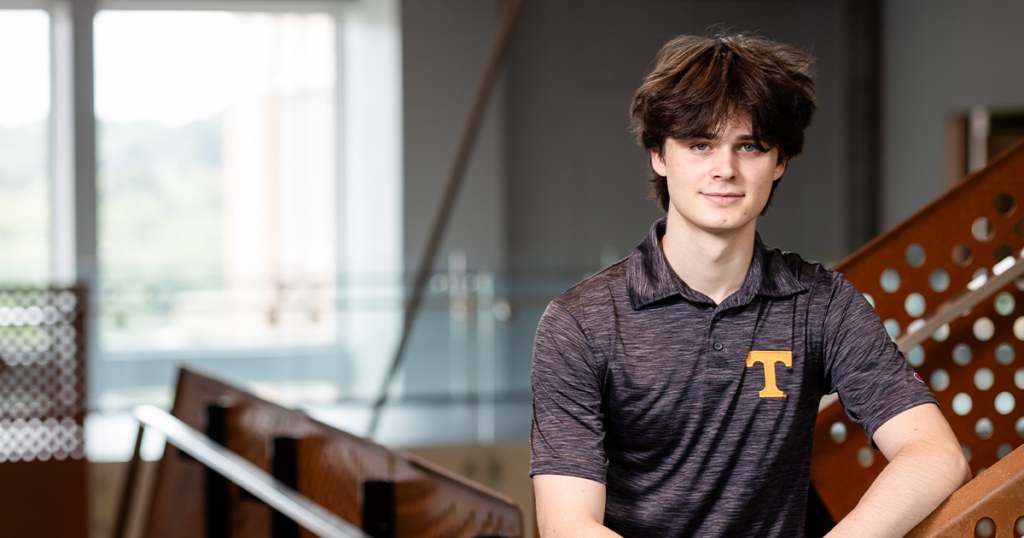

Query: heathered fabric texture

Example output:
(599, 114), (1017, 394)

(530, 219), (936, 538)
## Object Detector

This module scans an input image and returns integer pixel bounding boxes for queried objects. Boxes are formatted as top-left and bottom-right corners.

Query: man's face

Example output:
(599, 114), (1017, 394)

(651, 115), (786, 237)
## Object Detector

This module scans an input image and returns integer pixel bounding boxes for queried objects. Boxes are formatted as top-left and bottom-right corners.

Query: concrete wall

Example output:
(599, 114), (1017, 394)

(402, 0), (508, 274)
(882, 0), (1024, 229)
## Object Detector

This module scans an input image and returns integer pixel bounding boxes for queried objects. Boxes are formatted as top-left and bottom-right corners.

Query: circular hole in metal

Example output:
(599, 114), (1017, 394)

(830, 422), (847, 443)
(974, 317), (995, 341)
(934, 323), (951, 342)
(863, 293), (875, 309)
(995, 193), (1016, 216)
(996, 392), (1016, 415)
(905, 293), (926, 317)
(974, 267), (991, 286)
(973, 217), (994, 242)
(881, 269), (901, 292)
(996, 244), (1015, 263)
(884, 319), (901, 339)
(907, 345), (925, 367)
(962, 444), (972, 462)
(1017, 220), (1024, 241)
(1017, 368), (1024, 390)
(1017, 417), (1024, 438)
(930, 269), (951, 292)
(976, 517), (995, 538)
(905, 243), (926, 267)
(954, 343), (973, 366)
(998, 443), (1014, 459)
(996, 292), (1017, 316)
(976, 417), (994, 439)
(1015, 318), (1024, 340)
(931, 369), (950, 391)
(975, 368), (995, 391)
(1016, 516), (1024, 538)
(953, 244), (974, 266)
(996, 343), (1016, 365)
(953, 393), (974, 415)
(857, 446), (874, 467)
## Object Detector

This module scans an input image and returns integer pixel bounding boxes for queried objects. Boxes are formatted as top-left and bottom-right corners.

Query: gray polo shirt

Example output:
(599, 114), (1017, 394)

(530, 218), (935, 537)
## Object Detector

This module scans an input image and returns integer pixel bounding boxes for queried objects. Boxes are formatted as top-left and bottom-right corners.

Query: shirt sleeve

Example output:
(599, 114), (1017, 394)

(529, 300), (609, 484)
(821, 275), (937, 448)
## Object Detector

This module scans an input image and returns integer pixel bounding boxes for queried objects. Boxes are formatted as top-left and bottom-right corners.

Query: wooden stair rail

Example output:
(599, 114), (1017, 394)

(129, 405), (370, 538)
(141, 367), (523, 538)
(905, 444), (1024, 538)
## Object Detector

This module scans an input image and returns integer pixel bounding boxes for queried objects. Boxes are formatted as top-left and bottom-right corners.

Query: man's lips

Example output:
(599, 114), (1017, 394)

(702, 192), (744, 205)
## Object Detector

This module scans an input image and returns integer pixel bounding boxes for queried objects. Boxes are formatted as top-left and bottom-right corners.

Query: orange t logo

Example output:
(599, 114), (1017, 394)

(746, 351), (793, 398)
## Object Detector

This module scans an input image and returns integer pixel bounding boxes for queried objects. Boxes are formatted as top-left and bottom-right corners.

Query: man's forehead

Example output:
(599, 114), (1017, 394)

(681, 113), (755, 140)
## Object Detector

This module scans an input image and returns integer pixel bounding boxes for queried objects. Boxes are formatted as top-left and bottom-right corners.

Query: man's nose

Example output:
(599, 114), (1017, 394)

(710, 151), (738, 180)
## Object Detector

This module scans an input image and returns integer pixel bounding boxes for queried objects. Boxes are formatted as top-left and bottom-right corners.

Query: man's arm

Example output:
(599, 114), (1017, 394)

(533, 474), (622, 538)
(826, 403), (972, 538)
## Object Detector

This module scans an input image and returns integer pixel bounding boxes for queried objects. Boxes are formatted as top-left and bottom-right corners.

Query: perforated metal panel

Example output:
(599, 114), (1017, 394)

(0, 286), (87, 462)
(811, 141), (1024, 521)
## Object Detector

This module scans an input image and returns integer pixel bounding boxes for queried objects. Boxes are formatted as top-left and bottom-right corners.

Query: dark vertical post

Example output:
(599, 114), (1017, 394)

(362, 480), (395, 538)
(113, 423), (145, 538)
(206, 403), (232, 538)
(845, 0), (882, 252)
(271, 436), (300, 538)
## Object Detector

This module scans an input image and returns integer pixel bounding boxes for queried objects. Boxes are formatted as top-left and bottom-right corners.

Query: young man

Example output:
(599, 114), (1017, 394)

(529, 34), (971, 537)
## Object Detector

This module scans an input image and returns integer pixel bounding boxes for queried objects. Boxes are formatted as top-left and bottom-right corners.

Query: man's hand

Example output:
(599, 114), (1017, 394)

(826, 403), (972, 538)
(533, 474), (623, 538)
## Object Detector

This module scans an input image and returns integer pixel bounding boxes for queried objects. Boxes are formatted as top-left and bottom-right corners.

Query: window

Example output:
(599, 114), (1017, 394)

(95, 10), (339, 351)
(0, 9), (50, 283)
(76, 0), (402, 460)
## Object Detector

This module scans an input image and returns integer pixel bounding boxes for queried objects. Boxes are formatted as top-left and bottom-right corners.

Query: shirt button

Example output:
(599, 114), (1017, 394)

(714, 342), (723, 351)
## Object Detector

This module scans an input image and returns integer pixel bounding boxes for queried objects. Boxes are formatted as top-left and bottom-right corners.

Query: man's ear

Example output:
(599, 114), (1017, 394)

(773, 157), (787, 181)
(651, 148), (668, 177)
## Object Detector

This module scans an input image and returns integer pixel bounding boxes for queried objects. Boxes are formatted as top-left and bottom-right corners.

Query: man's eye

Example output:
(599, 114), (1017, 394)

(693, 143), (710, 151)
(741, 143), (760, 152)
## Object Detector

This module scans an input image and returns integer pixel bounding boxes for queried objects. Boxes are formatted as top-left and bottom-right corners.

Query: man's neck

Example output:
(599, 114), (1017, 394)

(660, 212), (757, 305)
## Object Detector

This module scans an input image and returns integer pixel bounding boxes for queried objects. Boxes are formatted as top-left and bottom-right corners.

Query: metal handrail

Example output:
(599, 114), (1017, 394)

(819, 254), (1024, 412)
(129, 405), (372, 538)
(894, 254), (1024, 351)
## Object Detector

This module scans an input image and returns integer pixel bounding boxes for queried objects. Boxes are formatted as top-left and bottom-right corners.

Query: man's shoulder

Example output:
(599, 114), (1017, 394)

(547, 257), (631, 321)
(761, 243), (847, 293)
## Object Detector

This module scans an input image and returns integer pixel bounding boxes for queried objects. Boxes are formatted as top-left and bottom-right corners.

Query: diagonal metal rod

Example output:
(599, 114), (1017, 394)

(893, 254), (1024, 351)
(367, 0), (524, 438)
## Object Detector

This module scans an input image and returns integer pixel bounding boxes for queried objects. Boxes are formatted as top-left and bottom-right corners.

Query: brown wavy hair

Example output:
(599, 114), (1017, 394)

(630, 32), (817, 213)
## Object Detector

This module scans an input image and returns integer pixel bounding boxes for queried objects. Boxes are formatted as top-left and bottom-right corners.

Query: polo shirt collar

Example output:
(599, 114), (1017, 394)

(626, 218), (806, 310)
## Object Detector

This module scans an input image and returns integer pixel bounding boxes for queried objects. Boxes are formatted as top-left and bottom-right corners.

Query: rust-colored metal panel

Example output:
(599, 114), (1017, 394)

(146, 368), (523, 538)
(904, 444), (1024, 538)
(811, 140), (1024, 521)
(0, 285), (89, 537)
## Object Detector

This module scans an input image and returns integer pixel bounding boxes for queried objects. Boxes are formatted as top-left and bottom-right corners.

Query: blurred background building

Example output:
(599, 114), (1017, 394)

(1, 0), (1024, 535)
